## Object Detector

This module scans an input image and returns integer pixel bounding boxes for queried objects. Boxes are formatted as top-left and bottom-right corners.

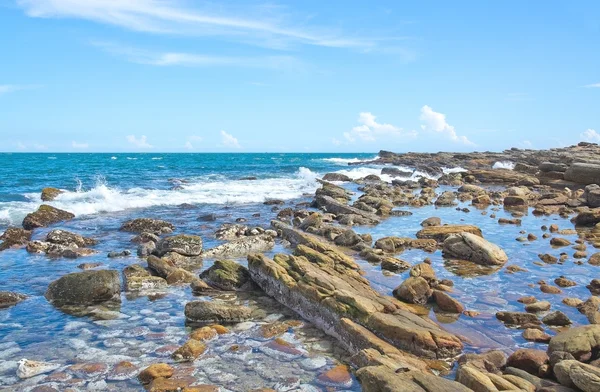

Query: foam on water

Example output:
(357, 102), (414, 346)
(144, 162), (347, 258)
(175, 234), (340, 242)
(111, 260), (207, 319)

(0, 167), (319, 226)
(320, 155), (379, 165)
(493, 161), (515, 170)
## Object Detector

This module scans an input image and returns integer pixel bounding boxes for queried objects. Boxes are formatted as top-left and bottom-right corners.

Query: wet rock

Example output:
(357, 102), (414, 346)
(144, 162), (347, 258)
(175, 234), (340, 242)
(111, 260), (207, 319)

(507, 348), (549, 376)
(45, 270), (121, 306)
(333, 229), (363, 248)
(374, 236), (437, 253)
(518, 296), (537, 304)
(496, 311), (541, 327)
(120, 218), (174, 234)
(138, 241), (156, 257)
(551, 238), (572, 247)
(548, 325), (600, 361)
(0, 227), (32, 250)
(322, 173), (352, 182)
(165, 268), (198, 285)
(16, 359), (60, 379)
(0, 291), (27, 308)
(202, 234), (274, 258)
(543, 311), (572, 326)
(587, 279), (600, 295)
(155, 234), (203, 257)
(184, 301), (252, 323)
(22, 205), (75, 230)
(523, 328), (552, 343)
(26, 240), (97, 259)
(317, 365), (353, 388)
(555, 276), (576, 287)
(435, 191), (457, 206)
(564, 297), (584, 307)
(553, 360), (600, 392)
(190, 326), (218, 341)
(416, 225), (483, 242)
(123, 264), (167, 291)
(540, 284), (562, 294)
(433, 290), (464, 313)
(171, 339), (207, 362)
(358, 366), (471, 392)
(200, 259), (251, 291)
(315, 181), (353, 203)
(504, 195), (528, 207)
(443, 232), (508, 266)
(526, 301), (551, 312)
(380, 256), (411, 272)
(107, 361), (138, 381)
(107, 249), (131, 258)
(46, 229), (97, 247)
(41, 187), (63, 201)
(539, 253), (558, 264)
(315, 195), (380, 225)
(393, 277), (432, 305)
(421, 217), (441, 227)
(138, 363), (173, 385)
(572, 209), (600, 226)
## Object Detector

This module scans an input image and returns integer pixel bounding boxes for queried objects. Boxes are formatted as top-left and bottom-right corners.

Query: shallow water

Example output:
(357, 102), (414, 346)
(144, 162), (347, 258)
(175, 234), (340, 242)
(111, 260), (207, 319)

(1, 153), (598, 390)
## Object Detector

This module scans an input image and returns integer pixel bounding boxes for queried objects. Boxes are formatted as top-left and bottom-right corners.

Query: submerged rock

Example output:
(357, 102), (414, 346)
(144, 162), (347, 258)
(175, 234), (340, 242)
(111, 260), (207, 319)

(16, 359), (60, 379)
(45, 270), (121, 306)
(184, 301), (253, 323)
(22, 205), (75, 230)
(443, 232), (508, 266)
(119, 218), (174, 234)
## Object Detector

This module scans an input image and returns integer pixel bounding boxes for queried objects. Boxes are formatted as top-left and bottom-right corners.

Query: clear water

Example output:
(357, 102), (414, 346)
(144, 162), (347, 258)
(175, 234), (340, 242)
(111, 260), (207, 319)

(0, 153), (596, 391)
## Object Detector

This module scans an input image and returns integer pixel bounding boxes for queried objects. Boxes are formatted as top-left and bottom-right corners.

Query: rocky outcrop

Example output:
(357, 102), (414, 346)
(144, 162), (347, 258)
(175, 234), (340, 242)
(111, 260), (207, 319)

(416, 225), (482, 243)
(548, 325), (600, 361)
(26, 240), (97, 259)
(442, 232), (508, 266)
(184, 300), (252, 323)
(202, 234), (274, 259)
(247, 250), (463, 360)
(564, 163), (600, 185)
(0, 227), (31, 250)
(119, 218), (175, 234)
(22, 205), (75, 230)
(0, 291), (27, 308)
(322, 173), (352, 182)
(40, 187), (63, 201)
(314, 195), (381, 225)
(45, 270), (121, 306)
(199, 259), (252, 290)
(357, 366), (471, 392)
(155, 234), (203, 256)
(374, 237), (437, 253)
(553, 360), (600, 392)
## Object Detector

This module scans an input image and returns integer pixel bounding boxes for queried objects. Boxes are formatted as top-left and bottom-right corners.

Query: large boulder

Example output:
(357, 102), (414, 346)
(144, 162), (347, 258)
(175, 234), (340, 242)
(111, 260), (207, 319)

(45, 270), (121, 305)
(155, 234), (203, 257)
(46, 229), (97, 247)
(443, 232), (508, 266)
(0, 227), (31, 251)
(548, 325), (600, 361)
(564, 163), (600, 185)
(119, 218), (174, 234)
(416, 225), (483, 243)
(22, 205), (75, 230)
(202, 234), (274, 259)
(40, 187), (63, 201)
(200, 259), (251, 291)
(184, 300), (252, 323)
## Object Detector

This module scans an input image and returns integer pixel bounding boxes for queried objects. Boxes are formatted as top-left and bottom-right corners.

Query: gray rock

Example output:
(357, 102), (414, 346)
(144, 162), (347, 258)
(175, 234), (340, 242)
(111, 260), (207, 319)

(202, 234), (274, 258)
(564, 163), (600, 185)
(0, 291), (27, 308)
(119, 218), (174, 234)
(22, 205), (75, 230)
(45, 270), (121, 305)
(443, 232), (508, 266)
(155, 234), (203, 257)
(184, 300), (252, 323)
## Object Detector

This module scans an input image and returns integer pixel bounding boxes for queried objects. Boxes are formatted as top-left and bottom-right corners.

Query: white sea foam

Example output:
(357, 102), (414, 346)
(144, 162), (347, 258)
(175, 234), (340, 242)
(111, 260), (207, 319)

(442, 166), (468, 174)
(493, 161), (515, 170)
(320, 156), (379, 165)
(0, 168), (319, 226)
(151, 157), (162, 160)
(111, 156), (117, 160)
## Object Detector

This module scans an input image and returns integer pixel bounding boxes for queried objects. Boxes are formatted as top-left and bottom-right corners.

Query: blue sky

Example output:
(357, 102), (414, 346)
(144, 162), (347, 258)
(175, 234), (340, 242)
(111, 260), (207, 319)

(1, 0), (599, 152)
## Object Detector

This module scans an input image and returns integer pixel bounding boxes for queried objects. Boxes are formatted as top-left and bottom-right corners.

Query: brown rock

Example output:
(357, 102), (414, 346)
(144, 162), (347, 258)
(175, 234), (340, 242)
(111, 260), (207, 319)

(506, 349), (549, 376)
(138, 363), (174, 385)
(171, 339), (207, 361)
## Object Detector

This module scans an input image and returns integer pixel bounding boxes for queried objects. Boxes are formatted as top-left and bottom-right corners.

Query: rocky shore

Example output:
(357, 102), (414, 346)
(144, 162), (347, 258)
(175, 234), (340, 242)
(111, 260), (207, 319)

(2, 142), (600, 391)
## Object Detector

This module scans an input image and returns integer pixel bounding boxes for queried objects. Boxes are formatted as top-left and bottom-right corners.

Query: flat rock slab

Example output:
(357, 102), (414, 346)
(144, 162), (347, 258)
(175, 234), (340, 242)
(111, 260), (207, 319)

(416, 225), (483, 243)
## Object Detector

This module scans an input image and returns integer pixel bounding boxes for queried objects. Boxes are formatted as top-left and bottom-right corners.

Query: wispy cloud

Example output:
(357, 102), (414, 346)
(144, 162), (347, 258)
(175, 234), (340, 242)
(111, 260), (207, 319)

(126, 135), (152, 149)
(94, 41), (303, 70)
(581, 129), (600, 142)
(420, 105), (474, 146)
(185, 135), (203, 150)
(71, 141), (89, 149)
(0, 84), (40, 95)
(17, 0), (397, 51)
(220, 130), (241, 149)
(583, 83), (600, 88)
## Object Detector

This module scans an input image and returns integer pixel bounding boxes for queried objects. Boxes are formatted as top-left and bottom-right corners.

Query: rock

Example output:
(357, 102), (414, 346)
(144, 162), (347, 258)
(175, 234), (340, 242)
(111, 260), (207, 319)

(315, 195), (381, 225)
(553, 360), (600, 392)
(589, 252), (600, 266)
(564, 297), (584, 307)
(138, 363), (174, 384)
(551, 238), (572, 247)
(433, 290), (464, 313)
(41, 187), (63, 201)
(374, 237), (437, 253)
(184, 301), (252, 323)
(381, 167), (413, 177)
(165, 268), (197, 285)
(123, 264), (167, 291)
(525, 301), (551, 312)
(506, 349), (549, 376)
(435, 191), (457, 206)
(416, 225), (483, 242)
(504, 195), (528, 207)
(357, 366), (472, 392)
(16, 359), (60, 379)
(543, 311), (572, 326)
(108, 250), (131, 258)
(0, 291), (27, 308)
(299, 212), (323, 230)
(496, 311), (541, 326)
(120, 218), (174, 234)
(564, 163), (600, 185)
(26, 240), (97, 259)
(442, 232), (508, 266)
(555, 277), (577, 287)
(248, 252), (463, 360)
(333, 229), (363, 248)
(523, 328), (551, 343)
(202, 234), (274, 258)
(214, 224), (247, 240)
(587, 279), (600, 295)
(584, 184), (600, 208)
(548, 325), (600, 361)
(540, 284), (562, 294)
(393, 277), (432, 305)
(46, 229), (97, 247)
(190, 326), (218, 341)
(22, 205), (75, 230)
(317, 365), (353, 388)
(322, 173), (352, 182)
(421, 217), (441, 227)
(171, 339), (207, 362)
(45, 270), (121, 305)
(0, 227), (32, 250)
(155, 234), (202, 257)
(456, 365), (498, 392)
(380, 256), (411, 272)
(200, 259), (251, 291)
(572, 209), (600, 226)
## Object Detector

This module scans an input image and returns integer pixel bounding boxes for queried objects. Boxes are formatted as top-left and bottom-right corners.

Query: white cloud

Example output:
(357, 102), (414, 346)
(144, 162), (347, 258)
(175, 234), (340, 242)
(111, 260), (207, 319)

(581, 129), (600, 142)
(17, 0), (392, 51)
(184, 141), (194, 150)
(583, 83), (600, 88)
(344, 112), (415, 143)
(126, 135), (152, 149)
(220, 130), (241, 149)
(419, 105), (474, 145)
(184, 135), (203, 150)
(71, 141), (89, 149)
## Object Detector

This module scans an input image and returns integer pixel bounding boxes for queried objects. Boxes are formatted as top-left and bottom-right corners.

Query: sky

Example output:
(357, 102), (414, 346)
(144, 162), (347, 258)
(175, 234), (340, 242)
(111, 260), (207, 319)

(0, 0), (599, 153)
